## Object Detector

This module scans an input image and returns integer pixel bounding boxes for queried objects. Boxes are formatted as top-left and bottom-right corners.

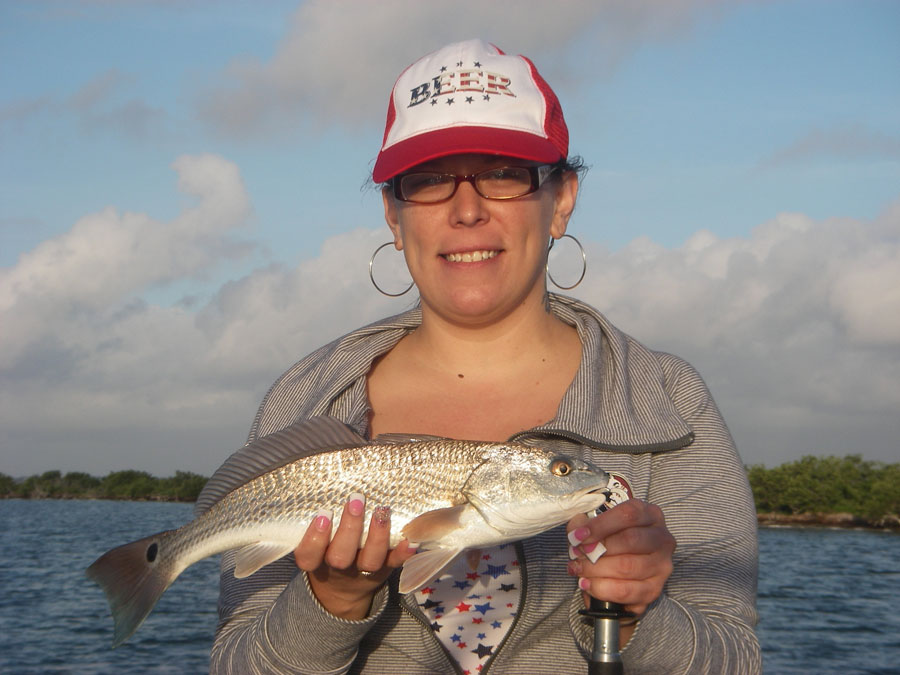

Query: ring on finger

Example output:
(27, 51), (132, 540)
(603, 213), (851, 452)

(359, 570), (375, 578)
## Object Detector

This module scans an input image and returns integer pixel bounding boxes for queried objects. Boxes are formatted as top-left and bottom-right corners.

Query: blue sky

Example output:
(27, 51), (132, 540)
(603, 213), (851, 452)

(2, 0), (899, 477)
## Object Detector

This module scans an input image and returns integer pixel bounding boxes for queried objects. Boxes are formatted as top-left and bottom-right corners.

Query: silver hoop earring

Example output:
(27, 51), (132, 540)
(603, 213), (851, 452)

(547, 234), (587, 290)
(369, 242), (414, 297)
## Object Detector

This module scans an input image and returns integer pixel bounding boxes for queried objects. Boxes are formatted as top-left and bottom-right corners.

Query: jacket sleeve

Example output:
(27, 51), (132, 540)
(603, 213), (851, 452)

(571, 355), (762, 674)
(209, 350), (388, 674)
(209, 549), (390, 674)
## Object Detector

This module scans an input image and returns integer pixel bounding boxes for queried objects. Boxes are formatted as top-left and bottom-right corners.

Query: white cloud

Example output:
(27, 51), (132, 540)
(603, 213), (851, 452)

(0, 154), (404, 476)
(2, 153), (897, 477)
(197, 0), (733, 137)
(573, 199), (900, 465)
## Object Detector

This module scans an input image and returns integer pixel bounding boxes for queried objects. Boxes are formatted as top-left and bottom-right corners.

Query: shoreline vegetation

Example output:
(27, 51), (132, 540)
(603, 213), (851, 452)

(2, 455), (898, 531)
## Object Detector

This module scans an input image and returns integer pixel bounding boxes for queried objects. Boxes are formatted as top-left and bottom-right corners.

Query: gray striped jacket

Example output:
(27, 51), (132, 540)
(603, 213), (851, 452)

(210, 294), (761, 674)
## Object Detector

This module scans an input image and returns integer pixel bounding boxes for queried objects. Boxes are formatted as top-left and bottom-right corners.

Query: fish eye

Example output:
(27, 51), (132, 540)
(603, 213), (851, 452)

(551, 459), (572, 476)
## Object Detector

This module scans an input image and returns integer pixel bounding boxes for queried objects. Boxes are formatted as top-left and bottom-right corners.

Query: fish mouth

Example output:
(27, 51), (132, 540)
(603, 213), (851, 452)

(441, 249), (501, 263)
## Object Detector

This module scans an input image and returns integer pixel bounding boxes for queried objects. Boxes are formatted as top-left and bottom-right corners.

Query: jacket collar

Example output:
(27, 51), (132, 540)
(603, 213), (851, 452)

(317, 294), (693, 453)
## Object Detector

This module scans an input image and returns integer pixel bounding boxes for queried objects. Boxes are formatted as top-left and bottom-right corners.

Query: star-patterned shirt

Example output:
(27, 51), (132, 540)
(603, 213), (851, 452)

(414, 544), (521, 673)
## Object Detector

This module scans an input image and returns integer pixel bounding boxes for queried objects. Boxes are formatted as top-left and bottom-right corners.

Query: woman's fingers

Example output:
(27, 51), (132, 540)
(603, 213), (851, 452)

(294, 508), (334, 571)
(356, 505), (393, 573)
(566, 499), (676, 615)
(325, 493), (368, 569)
(567, 500), (675, 556)
(296, 495), (414, 576)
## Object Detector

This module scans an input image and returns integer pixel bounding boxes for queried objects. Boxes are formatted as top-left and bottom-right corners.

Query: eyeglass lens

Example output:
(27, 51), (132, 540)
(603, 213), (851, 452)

(398, 167), (539, 203)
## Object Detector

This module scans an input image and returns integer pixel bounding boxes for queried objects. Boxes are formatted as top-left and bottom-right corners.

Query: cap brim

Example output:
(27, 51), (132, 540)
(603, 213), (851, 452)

(373, 126), (563, 183)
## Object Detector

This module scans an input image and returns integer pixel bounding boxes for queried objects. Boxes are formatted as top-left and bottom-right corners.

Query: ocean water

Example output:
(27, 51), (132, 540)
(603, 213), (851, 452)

(0, 499), (898, 673)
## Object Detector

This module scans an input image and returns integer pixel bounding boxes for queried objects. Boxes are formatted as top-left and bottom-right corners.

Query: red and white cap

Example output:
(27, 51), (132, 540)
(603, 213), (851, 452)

(373, 39), (569, 183)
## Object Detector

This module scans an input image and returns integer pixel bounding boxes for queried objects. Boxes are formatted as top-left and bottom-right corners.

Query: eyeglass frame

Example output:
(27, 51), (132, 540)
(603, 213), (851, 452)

(390, 164), (557, 204)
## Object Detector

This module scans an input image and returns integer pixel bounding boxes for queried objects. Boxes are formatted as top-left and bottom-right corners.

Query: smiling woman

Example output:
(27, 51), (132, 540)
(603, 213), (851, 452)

(209, 39), (761, 674)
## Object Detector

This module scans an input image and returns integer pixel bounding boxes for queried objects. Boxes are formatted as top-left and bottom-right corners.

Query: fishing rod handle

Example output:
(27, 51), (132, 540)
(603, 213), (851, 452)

(581, 598), (631, 675)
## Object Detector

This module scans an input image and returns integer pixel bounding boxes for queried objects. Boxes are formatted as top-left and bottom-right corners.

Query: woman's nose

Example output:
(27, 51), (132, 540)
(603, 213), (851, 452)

(448, 179), (489, 228)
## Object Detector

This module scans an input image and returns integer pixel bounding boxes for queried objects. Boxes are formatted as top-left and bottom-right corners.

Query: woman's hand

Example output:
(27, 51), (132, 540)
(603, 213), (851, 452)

(566, 499), (675, 621)
(294, 493), (416, 620)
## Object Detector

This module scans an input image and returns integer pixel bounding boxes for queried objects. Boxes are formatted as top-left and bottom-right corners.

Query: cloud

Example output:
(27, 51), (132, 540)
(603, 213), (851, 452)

(573, 199), (900, 465)
(0, 154), (403, 476)
(197, 0), (732, 138)
(0, 153), (252, 370)
(760, 123), (900, 168)
(0, 69), (167, 141)
(3, 153), (897, 477)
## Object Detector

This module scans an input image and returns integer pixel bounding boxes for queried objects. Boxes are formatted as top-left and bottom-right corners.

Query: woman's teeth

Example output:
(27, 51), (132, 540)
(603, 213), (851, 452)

(443, 250), (499, 263)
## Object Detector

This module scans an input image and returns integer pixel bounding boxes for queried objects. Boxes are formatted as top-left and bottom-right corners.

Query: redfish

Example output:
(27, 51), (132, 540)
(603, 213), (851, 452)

(87, 416), (610, 646)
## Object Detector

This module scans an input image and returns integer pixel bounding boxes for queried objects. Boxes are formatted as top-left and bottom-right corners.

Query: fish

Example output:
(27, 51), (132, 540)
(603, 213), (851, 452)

(86, 416), (611, 647)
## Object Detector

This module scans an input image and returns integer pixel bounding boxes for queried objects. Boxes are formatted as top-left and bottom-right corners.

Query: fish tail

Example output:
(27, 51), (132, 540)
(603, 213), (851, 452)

(86, 530), (179, 647)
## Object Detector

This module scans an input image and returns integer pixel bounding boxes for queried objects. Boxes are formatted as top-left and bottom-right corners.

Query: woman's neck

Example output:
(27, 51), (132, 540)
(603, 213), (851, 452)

(405, 293), (576, 377)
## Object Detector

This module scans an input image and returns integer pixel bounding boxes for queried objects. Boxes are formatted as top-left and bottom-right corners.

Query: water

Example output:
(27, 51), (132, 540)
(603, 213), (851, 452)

(1, 500), (898, 674)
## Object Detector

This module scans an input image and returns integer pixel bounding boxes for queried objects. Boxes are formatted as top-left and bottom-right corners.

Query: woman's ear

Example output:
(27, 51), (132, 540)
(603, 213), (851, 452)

(382, 187), (404, 250)
(549, 171), (579, 240)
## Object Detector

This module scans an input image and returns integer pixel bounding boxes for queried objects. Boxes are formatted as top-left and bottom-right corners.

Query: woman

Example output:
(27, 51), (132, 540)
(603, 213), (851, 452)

(211, 40), (760, 674)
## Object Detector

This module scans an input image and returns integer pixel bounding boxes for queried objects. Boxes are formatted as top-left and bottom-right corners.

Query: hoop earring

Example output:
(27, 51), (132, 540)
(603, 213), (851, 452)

(547, 234), (587, 290)
(369, 241), (414, 297)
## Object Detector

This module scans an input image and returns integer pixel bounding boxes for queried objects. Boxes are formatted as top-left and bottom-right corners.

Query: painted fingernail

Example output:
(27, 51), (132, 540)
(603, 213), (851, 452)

(584, 541), (607, 564)
(348, 492), (365, 516)
(313, 508), (332, 532)
(373, 505), (391, 526)
(568, 545), (578, 560)
(578, 577), (591, 591)
(568, 527), (590, 547)
(406, 541), (419, 552)
(567, 560), (583, 577)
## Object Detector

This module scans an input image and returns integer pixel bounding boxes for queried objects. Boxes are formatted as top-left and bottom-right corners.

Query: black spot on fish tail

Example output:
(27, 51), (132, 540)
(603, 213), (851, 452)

(86, 530), (178, 647)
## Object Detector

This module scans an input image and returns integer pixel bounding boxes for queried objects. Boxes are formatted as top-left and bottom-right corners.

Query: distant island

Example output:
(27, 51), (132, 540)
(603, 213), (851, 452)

(2, 455), (898, 530)
(747, 455), (899, 531)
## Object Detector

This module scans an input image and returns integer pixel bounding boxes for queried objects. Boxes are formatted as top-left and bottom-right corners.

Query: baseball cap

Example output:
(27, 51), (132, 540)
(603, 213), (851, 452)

(373, 39), (568, 183)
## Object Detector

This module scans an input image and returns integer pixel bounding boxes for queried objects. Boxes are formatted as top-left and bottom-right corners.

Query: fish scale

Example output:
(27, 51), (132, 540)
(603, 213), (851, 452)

(87, 416), (610, 647)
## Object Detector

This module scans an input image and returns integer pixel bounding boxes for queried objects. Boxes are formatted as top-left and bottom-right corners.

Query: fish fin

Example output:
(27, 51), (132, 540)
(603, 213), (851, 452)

(196, 416), (367, 515)
(233, 542), (296, 578)
(399, 548), (463, 593)
(400, 504), (468, 543)
(86, 530), (178, 648)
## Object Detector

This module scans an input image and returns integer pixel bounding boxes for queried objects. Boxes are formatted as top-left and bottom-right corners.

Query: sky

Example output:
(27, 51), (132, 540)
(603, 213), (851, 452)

(1, 0), (898, 478)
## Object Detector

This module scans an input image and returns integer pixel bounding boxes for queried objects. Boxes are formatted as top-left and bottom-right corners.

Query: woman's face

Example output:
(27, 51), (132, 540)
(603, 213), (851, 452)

(382, 153), (578, 326)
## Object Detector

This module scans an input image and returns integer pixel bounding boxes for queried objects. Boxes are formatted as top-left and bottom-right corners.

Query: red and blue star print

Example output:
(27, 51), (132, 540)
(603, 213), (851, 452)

(414, 543), (521, 673)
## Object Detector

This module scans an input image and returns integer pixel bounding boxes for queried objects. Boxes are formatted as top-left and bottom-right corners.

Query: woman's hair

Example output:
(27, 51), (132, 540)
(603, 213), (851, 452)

(551, 155), (589, 181)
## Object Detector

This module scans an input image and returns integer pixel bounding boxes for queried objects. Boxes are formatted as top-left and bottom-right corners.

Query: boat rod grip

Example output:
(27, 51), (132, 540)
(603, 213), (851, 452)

(581, 597), (631, 675)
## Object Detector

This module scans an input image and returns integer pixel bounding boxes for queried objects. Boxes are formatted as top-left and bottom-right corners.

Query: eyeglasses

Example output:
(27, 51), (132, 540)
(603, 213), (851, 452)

(392, 165), (556, 204)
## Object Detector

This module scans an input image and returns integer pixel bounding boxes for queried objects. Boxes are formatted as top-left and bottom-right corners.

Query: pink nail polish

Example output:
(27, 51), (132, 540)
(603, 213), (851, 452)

(348, 492), (365, 516)
(578, 577), (591, 591)
(313, 509), (332, 532)
(568, 526), (590, 547)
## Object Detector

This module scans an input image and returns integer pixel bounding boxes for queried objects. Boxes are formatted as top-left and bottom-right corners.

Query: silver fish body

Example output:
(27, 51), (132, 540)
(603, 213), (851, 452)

(87, 416), (610, 647)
